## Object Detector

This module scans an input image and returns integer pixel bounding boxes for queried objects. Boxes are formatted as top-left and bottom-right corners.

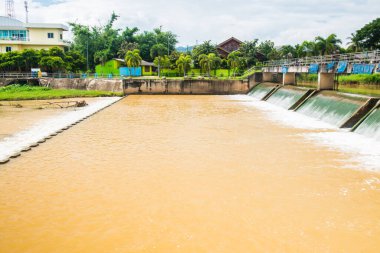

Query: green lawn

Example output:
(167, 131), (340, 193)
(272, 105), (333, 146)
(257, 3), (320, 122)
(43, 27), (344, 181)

(0, 85), (123, 101)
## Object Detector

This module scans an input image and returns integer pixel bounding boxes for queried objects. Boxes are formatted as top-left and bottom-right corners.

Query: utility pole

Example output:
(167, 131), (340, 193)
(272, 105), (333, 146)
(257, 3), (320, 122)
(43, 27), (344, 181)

(5, 0), (16, 18)
(24, 1), (29, 23)
(86, 38), (89, 72)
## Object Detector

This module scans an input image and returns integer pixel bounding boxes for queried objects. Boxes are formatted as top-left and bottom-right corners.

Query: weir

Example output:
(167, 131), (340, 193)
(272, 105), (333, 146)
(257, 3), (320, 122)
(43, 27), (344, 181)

(353, 102), (380, 141)
(295, 91), (368, 126)
(266, 86), (312, 109)
(247, 82), (279, 100)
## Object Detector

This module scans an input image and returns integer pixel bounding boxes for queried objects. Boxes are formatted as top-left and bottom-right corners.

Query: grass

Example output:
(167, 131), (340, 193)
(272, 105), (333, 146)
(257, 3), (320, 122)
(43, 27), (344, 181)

(336, 86), (380, 97)
(0, 85), (123, 101)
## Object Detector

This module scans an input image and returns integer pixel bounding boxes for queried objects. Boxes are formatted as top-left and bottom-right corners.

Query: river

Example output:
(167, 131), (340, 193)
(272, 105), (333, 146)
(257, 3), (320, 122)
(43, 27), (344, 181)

(0, 95), (379, 253)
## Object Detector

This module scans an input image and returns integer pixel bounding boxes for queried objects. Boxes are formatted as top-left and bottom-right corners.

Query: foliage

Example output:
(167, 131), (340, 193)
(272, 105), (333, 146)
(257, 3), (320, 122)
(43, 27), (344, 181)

(191, 41), (218, 68)
(151, 43), (167, 76)
(315, 34), (342, 55)
(125, 49), (142, 68)
(353, 18), (380, 50)
(0, 47), (85, 72)
(198, 53), (221, 76)
(239, 39), (259, 67)
(176, 54), (192, 76)
(227, 51), (243, 77)
(0, 85), (122, 101)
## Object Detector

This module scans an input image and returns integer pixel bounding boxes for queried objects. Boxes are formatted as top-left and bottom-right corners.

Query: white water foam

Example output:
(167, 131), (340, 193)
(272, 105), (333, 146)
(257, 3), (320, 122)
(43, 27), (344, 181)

(0, 97), (122, 163)
(231, 95), (380, 172)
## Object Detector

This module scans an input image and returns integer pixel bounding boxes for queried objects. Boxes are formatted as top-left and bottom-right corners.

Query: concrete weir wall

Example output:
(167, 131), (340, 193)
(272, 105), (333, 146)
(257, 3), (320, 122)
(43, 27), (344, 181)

(38, 78), (124, 92)
(123, 79), (250, 95)
(30, 78), (250, 95)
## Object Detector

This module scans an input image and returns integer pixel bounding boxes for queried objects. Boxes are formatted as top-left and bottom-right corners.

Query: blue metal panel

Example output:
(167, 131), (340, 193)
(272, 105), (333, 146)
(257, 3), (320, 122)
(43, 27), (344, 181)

(309, 64), (319, 74)
(337, 61), (348, 73)
(352, 64), (375, 74)
(326, 62), (335, 71)
(119, 67), (142, 77)
(282, 66), (288, 74)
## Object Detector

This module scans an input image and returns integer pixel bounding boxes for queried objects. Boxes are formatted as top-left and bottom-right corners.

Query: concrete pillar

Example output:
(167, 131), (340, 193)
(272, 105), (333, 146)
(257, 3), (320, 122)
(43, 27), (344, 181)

(318, 73), (335, 90)
(282, 72), (296, 85)
(263, 72), (274, 82)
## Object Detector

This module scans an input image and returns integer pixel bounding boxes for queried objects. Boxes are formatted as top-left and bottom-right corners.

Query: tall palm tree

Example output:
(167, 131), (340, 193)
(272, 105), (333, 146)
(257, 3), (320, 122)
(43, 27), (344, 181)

(125, 49), (142, 76)
(227, 51), (241, 77)
(346, 33), (362, 52)
(176, 54), (192, 77)
(315, 34), (342, 55)
(198, 53), (221, 77)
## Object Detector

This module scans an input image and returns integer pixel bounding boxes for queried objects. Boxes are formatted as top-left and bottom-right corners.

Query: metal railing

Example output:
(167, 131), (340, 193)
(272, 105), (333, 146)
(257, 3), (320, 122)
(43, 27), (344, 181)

(262, 50), (380, 67)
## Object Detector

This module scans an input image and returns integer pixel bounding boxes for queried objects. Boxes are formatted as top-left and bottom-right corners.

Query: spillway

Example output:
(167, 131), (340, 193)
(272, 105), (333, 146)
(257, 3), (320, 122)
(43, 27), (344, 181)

(354, 105), (380, 141)
(266, 86), (311, 109)
(247, 82), (277, 100)
(296, 91), (367, 126)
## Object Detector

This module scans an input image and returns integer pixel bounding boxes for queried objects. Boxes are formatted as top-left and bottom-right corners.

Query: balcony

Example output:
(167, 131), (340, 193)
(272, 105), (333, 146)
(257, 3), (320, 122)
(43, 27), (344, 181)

(0, 36), (30, 42)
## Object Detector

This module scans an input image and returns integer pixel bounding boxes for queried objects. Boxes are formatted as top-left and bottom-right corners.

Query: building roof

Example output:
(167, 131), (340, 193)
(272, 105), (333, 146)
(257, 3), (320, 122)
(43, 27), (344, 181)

(114, 58), (155, 67)
(0, 16), (68, 31)
(0, 16), (26, 30)
(25, 23), (69, 31)
(217, 37), (243, 48)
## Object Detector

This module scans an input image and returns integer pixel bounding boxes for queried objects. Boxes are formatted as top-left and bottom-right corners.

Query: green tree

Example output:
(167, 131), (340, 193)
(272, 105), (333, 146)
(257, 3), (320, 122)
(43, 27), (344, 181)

(239, 40), (259, 67)
(346, 33), (362, 52)
(150, 43), (166, 77)
(191, 41), (218, 68)
(176, 54), (192, 77)
(124, 49), (142, 76)
(65, 50), (86, 72)
(21, 49), (40, 71)
(315, 34), (342, 55)
(199, 53), (221, 77)
(227, 51), (242, 77)
(39, 56), (65, 72)
(353, 18), (380, 50)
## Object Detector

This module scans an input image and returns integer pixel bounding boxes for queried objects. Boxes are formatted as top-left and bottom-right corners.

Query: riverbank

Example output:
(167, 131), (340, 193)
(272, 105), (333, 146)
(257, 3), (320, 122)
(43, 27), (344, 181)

(0, 85), (123, 101)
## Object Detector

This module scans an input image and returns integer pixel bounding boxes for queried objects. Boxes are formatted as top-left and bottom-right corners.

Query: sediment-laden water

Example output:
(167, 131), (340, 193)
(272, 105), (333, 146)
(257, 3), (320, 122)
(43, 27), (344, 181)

(0, 95), (379, 253)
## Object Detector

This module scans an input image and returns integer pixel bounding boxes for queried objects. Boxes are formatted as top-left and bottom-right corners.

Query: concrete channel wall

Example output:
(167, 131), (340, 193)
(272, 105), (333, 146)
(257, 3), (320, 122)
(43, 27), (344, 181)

(2, 77), (250, 95)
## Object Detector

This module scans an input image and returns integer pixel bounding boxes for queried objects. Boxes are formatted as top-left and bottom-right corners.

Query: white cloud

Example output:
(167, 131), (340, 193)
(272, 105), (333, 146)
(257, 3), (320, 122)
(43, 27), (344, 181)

(11, 0), (380, 46)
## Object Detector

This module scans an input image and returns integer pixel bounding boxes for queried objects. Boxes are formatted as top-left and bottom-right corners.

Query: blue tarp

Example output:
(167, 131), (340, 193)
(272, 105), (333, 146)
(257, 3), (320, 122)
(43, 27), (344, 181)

(309, 64), (319, 74)
(337, 61), (348, 73)
(376, 64), (380, 73)
(282, 66), (288, 74)
(352, 64), (375, 74)
(326, 62), (335, 71)
(120, 67), (142, 77)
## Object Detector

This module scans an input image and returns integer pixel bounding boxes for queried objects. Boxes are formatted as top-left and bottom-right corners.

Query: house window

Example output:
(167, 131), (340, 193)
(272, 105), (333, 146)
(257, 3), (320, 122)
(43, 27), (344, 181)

(48, 33), (54, 39)
(6, 46), (12, 52)
(60, 34), (63, 40)
(144, 66), (150, 72)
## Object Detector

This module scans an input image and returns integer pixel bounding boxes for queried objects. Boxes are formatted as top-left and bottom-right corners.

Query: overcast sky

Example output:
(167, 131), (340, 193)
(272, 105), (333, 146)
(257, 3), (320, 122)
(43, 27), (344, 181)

(9, 0), (380, 46)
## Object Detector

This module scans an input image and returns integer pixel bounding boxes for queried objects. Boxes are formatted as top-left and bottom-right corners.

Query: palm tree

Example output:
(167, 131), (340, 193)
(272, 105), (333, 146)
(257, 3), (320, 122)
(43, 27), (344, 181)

(198, 53), (221, 77)
(315, 34), (342, 55)
(176, 54), (192, 77)
(227, 51), (241, 77)
(150, 44), (166, 77)
(346, 33), (362, 52)
(125, 49), (142, 76)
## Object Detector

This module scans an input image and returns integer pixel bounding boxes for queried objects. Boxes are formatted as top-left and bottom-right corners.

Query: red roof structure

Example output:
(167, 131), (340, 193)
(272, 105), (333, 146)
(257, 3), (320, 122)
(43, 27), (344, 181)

(217, 37), (243, 58)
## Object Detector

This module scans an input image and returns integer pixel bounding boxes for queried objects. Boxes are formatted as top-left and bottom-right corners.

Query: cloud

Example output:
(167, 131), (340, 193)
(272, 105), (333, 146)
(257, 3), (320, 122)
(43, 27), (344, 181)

(12, 0), (380, 46)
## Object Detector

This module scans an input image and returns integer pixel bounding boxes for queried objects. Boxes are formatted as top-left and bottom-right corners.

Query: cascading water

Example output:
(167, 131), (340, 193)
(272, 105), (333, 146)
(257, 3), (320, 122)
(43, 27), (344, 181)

(296, 91), (366, 126)
(247, 83), (277, 100)
(354, 106), (380, 141)
(266, 86), (309, 109)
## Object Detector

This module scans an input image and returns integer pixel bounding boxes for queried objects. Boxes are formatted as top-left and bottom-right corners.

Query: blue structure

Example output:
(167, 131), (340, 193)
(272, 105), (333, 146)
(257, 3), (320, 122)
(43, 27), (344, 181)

(282, 66), (288, 74)
(309, 64), (319, 74)
(326, 62), (335, 71)
(337, 61), (348, 73)
(119, 67), (142, 77)
(352, 64), (375, 74)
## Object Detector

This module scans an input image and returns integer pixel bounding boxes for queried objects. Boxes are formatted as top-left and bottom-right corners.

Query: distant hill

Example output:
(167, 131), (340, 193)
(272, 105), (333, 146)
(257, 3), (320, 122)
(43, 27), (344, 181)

(176, 46), (194, 52)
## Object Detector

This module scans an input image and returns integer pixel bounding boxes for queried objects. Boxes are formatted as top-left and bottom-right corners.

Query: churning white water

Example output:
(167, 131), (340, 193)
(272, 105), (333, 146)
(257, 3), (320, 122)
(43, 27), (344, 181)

(232, 95), (380, 171)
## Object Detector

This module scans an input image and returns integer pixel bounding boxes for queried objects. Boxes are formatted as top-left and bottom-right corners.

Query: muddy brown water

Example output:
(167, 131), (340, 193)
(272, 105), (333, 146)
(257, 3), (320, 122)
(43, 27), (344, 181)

(0, 98), (102, 139)
(0, 95), (379, 253)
